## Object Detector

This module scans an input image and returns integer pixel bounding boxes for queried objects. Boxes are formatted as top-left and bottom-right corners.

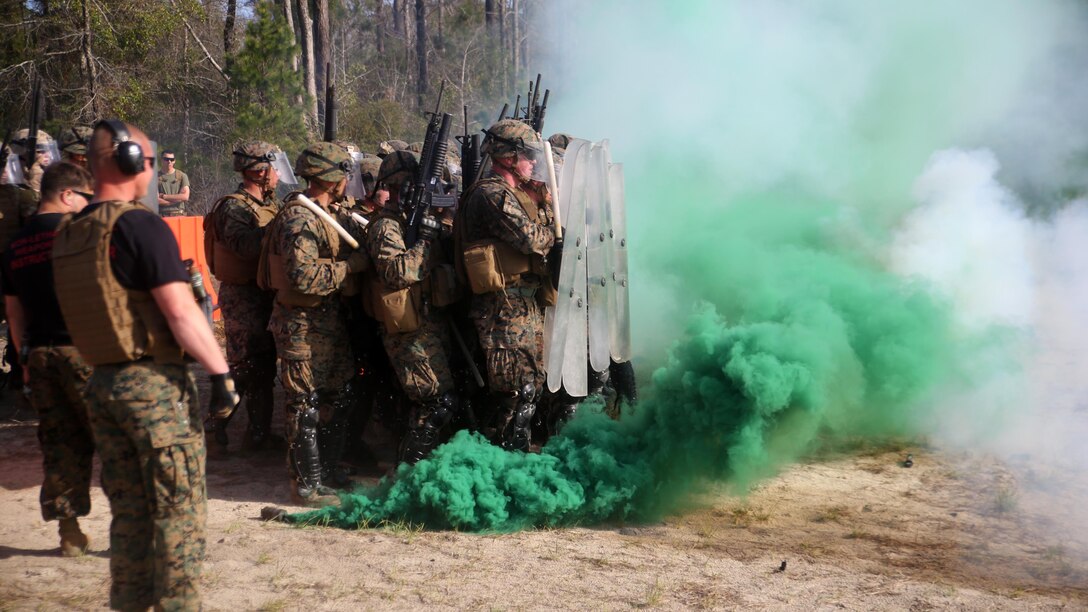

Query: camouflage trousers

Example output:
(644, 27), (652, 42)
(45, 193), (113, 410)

(85, 361), (206, 612)
(220, 283), (275, 363)
(381, 316), (454, 404)
(470, 291), (546, 395)
(28, 346), (94, 521)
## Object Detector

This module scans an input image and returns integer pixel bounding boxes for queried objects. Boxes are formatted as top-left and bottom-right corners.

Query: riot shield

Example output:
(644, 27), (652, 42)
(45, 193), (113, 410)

(3, 155), (25, 186)
(586, 140), (614, 374)
(141, 141), (159, 213)
(345, 151), (366, 200)
(39, 141), (60, 168)
(272, 151), (298, 186)
(545, 138), (589, 396)
(608, 162), (631, 362)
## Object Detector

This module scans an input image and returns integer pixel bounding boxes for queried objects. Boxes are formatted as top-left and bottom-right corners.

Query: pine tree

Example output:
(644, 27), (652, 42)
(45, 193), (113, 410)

(228, 1), (309, 149)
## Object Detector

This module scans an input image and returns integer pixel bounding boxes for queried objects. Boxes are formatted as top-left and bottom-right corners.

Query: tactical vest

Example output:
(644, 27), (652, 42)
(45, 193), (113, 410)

(456, 177), (553, 302)
(257, 194), (343, 307)
(364, 210), (429, 334)
(52, 201), (184, 366)
(203, 191), (278, 284)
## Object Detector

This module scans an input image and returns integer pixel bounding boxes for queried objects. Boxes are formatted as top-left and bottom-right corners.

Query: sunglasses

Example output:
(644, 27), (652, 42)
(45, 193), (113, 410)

(71, 190), (94, 200)
(163, 157), (176, 162)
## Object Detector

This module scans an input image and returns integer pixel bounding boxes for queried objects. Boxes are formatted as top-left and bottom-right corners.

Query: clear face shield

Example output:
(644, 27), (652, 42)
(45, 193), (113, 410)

(522, 143), (552, 183)
(344, 152), (366, 200)
(3, 155), (26, 185)
(272, 151), (298, 186)
(38, 141), (61, 168)
(142, 141), (159, 212)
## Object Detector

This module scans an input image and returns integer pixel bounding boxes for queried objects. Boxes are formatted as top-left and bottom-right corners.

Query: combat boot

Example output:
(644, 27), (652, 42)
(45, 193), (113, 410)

(289, 402), (339, 508)
(498, 384), (538, 452)
(399, 393), (458, 465)
(58, 518), (89, 557)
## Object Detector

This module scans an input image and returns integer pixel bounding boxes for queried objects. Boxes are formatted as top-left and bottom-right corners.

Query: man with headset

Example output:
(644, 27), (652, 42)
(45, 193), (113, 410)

(52, 120), (239, 611)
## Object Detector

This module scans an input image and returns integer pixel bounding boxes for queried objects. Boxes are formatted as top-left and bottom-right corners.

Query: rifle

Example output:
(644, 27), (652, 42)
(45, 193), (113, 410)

(323, 62), (337, 142)
(25, 75), (42, 172)
(404, 82), (456, 247)
(456, 105), (480, 193)
(525, 73), (549, 134)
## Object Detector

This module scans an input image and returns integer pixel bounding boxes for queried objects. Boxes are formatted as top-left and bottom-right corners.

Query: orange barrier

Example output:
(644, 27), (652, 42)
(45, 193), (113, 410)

(162, 216), (221, 321)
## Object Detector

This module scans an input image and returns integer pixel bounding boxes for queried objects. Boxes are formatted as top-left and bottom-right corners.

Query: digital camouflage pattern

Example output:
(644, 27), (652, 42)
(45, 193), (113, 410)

(232, 140), (276, 172)
(377, 139), (409, 157)
(365, 213), (454, 402)
(458, 177), (554, 394)
(28, 346), (94, 521)
(211, 188), (281, 363)
(60, 125), (93, 156)
(481, 119), (543, 158)
(84, 361), (205, 612)
(294, 141), (351, 182)
(267, 195), (358, 472)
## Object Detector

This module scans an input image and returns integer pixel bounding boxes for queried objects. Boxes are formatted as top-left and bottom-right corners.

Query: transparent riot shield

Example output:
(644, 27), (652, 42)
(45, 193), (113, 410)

(39, 141), (61, 168)
(141, 141), (159, 213)
(3, 155), (26, 186)
(586, 140), (614, 374)
(545, 138), (589, 396)
(272, 151), (298, 187)
(608, 162), (631, 362)
(345, 151), (366, 200)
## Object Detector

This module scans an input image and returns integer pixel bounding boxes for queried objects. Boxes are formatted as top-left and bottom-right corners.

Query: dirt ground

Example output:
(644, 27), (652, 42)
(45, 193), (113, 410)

(2, 383), (1088, 611)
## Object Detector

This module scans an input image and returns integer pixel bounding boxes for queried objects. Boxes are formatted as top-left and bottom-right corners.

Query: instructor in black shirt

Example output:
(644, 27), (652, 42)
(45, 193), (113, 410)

(1, 161), (97, 557)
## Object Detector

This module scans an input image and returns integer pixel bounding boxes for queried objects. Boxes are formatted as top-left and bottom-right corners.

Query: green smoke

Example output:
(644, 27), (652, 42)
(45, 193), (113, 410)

(289, 0), (1088, 531)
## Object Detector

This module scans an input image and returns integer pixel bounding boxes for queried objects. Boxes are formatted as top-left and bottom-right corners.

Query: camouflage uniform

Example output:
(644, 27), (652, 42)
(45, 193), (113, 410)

(28, 347), (95, 520)
(457, 120), (555, 450)
(263, 141), (367, 502)
(207, 142), (284, 450)
(84, 362), (205, 611)
(59, 125), (93, 169)
(365, 152), (458, 462)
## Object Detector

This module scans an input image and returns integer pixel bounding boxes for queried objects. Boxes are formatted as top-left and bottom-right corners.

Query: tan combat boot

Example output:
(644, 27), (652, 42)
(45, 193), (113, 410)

(58, 518), (90, 557)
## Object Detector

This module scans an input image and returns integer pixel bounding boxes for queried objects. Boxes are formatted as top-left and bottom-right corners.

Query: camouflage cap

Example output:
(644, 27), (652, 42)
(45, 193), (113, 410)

(295, 141), (353, 182)
(232, 140), (277, 172)
(377, 139), (410, 157)
(376, 150), (420, 187)
(482, 119), (542, 158)
(407, 141), (423, 153)
(60, 125), (93, 155)
(548, 133), (574, 150)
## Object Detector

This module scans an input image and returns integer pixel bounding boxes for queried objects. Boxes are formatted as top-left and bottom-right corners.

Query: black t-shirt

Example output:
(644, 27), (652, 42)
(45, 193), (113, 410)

(75, 202), (189, 291)
(1, 213), (73, 347)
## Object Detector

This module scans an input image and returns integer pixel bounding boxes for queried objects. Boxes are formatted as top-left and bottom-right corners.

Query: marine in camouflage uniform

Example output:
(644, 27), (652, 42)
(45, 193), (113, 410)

(260, 141), (369, 506)
(365, 151), (458, 464)
(204, 141), (284, 451)
(52, 121), (239, 610)
(59, 125), (93, 170)
(456, 120), (556, 451)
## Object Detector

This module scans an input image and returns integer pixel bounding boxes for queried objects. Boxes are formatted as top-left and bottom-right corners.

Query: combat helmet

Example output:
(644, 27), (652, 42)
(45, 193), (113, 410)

(359, 153), (383, 194)
(481, 119), (543, 159)
(295, 141), (353, 183)
(377, 139), (410, 157)
(376, 150), (419, 188)
(232, 140), (277, 172)
(10, 129), (54, 153)
(60, 126), (93, 156)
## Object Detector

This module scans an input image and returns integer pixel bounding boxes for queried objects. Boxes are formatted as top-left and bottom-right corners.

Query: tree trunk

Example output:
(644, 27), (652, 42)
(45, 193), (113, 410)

(375, 0), (385, 53)
(485, 0), (496, 29)
(315, 0), (331, 125)
(283, 0), (299, 73)
(224, 0), (237, 57)
(183, 32), (191, 154)
(79, 0), (100, 119)
(297, 0), (318, 128)
(415, 0), (427, 108)
(511, 0), (519, 85)
(393, 0), (405, 35)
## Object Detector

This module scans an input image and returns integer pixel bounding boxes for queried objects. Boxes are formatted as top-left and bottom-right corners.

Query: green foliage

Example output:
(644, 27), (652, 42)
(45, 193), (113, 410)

(227, 1), (308, 150)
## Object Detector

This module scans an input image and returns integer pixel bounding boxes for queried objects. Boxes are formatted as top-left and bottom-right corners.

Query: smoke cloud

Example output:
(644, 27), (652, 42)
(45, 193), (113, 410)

(290, 0), (1088, 531)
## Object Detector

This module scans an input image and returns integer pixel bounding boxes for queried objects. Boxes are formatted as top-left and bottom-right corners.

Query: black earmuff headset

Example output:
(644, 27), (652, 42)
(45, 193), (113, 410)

(95, 119), (145, 176)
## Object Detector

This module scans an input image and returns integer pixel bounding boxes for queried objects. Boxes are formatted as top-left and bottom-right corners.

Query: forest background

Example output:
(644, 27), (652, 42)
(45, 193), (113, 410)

(0, 0), (543, 212)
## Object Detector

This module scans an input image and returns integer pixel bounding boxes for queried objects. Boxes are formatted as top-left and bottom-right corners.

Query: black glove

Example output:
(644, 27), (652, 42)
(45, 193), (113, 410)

(208, 373), (241, 420)
(418, 215), (440, 242)
(548, 235), (564, 289)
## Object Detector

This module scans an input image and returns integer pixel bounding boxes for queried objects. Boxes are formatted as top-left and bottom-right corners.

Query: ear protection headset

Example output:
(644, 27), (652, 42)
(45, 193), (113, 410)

(95, 119), (145, 176)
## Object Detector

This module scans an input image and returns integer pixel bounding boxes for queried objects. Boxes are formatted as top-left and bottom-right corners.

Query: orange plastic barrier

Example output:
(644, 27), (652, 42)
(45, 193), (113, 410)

(162, 216), (221, 321)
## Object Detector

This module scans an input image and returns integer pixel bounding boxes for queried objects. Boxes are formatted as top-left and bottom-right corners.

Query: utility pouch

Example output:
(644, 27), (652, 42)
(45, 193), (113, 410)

(374, 285), (421, 334)
(537, 281), (558, 308)
(463, 242), (505, 294)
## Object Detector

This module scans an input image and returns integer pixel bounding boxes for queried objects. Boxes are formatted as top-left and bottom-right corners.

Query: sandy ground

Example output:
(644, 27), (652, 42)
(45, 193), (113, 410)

(2, 385), (1087, 612)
